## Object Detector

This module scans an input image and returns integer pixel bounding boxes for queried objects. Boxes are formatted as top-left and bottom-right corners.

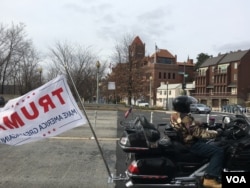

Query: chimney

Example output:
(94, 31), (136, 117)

(174, 55), (177, 64)
(187, 59), (193, 64)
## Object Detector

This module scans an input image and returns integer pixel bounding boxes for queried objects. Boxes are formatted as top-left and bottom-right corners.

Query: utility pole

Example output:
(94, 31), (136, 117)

(149, 76), (152, 107)
(182, 62), (186, 95)
(96, 61), (100, 104)
(166, 81), (169, 110)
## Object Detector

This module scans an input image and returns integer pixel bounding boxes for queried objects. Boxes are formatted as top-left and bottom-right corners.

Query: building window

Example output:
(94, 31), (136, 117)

(201, 69), (205, 76)
(234, 73), (237, 81)
(163, 72), (166, 79)
(168, 73), (171, 79)
(159, 72), (161, 79)
(231, 88), (237, 94)
(234, 62), (237, 69)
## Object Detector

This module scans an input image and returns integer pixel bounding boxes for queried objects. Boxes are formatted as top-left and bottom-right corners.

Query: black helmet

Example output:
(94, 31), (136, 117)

(172, 95), (197, 113)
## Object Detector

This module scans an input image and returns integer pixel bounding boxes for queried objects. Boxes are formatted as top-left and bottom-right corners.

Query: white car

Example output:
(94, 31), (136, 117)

(138, 101), (149, 107)
(190, 103), (211, 114)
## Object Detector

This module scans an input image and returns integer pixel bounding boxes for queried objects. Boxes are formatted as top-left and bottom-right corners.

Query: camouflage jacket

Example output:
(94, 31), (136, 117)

(170, 112), (218, 144)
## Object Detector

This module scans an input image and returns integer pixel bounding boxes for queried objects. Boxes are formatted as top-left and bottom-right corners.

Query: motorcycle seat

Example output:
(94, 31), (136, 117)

(171, 141), (190, 153)
(159, 139), (190, 153)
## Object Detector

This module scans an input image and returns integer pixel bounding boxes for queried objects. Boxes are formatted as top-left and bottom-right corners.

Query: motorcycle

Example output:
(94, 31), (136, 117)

(119, 115), (162, 165)
(116, 112), (250, 187)
(119, 114), (221, 165)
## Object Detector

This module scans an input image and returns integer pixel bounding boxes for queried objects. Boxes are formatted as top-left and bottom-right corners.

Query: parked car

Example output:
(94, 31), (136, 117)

(222, 104), (246, 113)
(137, 101), (149, 107)
(235, 105), (247, 113)
(190, 103), (211, 114)
(0, 96), (5, 106)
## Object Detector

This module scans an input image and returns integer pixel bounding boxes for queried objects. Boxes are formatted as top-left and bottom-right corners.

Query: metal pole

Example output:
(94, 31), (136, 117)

(96, 70), (99, 104)
(149, 80), (151, 107)
(96, 61), (100, 104)
(63, 64), (112, 179)
(94, 110), (97, 129)
(149, 76), (152, 107)
(150, 111), (153, 123)
(184, 62), (186, 84)
(183, 62), (186, 95)
(166, 81), (169, 110)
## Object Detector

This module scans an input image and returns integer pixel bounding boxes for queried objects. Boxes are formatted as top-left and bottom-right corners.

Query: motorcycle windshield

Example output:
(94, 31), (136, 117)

(137, 115), (161, 143)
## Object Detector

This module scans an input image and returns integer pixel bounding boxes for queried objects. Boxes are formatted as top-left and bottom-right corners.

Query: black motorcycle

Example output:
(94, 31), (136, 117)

(116, 113), (250, 187)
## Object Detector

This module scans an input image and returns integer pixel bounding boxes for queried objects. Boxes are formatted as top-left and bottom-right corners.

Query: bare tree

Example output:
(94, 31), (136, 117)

(48, 41), (107, 102)
(107, 34), (145, 105)
(0, 22), (40, 94)
(15, 45), (40, 94)
(111, 34), (132, 64)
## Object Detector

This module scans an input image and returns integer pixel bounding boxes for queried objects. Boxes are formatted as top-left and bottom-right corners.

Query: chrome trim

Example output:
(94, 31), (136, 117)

(119, 143), (149, 151)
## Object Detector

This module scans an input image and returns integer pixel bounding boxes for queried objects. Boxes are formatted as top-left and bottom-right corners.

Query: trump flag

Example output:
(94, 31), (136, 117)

(0, 75), (87, 146)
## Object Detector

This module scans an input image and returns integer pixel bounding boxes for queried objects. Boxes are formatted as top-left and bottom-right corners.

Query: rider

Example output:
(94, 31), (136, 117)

(170, 95), (223, 188)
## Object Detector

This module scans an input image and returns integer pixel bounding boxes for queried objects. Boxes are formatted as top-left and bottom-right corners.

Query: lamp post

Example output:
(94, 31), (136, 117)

(98, 82), (102, 103)
(96, 61), (100, 104)
(183, 62), (186, 95)
(149, 76), (152, 107)
(166, 81), (169, 110)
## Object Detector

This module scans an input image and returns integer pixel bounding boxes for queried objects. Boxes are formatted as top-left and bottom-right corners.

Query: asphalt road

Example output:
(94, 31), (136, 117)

(0, 110), (117, 188)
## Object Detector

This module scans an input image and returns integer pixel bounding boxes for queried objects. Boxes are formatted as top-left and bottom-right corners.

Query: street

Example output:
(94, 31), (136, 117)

(0, 109), (244, 188)
(0, 110), (117, 188)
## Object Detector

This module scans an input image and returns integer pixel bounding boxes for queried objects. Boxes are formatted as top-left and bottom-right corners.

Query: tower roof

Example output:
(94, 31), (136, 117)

(131, 36), (144, 46)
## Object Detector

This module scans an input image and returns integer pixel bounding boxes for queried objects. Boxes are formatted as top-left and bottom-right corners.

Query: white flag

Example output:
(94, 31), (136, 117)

(0, 75), (87, 146)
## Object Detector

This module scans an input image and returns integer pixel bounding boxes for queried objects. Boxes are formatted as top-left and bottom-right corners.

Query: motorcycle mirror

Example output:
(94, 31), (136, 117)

(165, 123), (173, 130)
(222, 116), (231, 124)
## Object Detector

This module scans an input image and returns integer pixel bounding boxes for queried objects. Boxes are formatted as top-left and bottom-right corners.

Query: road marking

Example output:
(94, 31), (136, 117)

(199, 114), (218, 116)
(50, 136), (120, 141)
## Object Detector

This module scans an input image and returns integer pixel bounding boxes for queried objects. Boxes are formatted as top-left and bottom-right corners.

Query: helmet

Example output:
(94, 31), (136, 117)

(172, 95), (197, 113)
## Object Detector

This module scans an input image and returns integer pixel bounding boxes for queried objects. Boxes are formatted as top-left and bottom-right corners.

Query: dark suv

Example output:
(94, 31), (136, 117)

(0, 96), (5, 106)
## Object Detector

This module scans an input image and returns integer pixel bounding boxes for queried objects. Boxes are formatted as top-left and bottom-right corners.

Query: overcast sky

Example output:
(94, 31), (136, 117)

(1, 0), (250, 63)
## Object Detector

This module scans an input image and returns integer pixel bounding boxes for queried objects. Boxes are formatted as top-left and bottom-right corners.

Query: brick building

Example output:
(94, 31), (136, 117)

(193, 49), (250, 108)
(130, 36), (195, 105)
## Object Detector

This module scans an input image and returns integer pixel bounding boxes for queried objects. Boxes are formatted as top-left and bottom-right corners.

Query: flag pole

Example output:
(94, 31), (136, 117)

(63, 64), (112, 178)
(154, 43), (157, 63)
